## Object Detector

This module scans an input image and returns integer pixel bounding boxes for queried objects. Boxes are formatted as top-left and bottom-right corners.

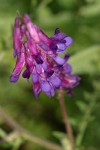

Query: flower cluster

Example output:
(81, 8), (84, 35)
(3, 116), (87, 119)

(10, 14), (80, 97)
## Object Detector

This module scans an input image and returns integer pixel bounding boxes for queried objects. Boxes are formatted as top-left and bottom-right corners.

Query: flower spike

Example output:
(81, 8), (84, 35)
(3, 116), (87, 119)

(10, 14), (80, 97)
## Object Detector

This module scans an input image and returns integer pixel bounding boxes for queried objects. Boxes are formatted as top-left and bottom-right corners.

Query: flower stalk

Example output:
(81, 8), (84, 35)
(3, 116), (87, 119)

(58, 89), (74, 150)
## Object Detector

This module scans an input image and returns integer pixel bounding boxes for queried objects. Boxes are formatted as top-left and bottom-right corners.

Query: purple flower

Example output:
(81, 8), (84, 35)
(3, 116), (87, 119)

(10, 14), (80, 97)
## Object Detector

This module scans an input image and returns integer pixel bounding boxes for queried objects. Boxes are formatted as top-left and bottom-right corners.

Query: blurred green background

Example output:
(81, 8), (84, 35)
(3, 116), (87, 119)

(0, 0), (100, 150)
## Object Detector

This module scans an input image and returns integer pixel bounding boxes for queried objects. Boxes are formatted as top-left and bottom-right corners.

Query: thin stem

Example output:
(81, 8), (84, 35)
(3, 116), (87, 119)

(58, 89), (74, 150)
(0, 106), (62, 150)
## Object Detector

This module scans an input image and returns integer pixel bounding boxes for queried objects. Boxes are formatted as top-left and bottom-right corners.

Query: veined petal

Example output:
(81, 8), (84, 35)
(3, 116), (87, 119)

(38, 41), (49, 51)
(40, 81), (51, 93)
(38, 30), (50, 43)
(35, 63), (42, 73)
(42, 61), (47, 71)
(27, 40), (38, 55)
(24, 14), (40, 42)
(43, 83), (55, 97)
(10, 53), (25, 82)
(13, 17), (22, 57)
(33, 82), (41, 97)
(32, 72), (39, 83)
(62, 75), (80, 88)
(50, 76), (61, 88)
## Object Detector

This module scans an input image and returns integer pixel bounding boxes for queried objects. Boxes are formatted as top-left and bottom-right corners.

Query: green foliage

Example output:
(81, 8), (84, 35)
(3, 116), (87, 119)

(0, 0), (100, 150)
(69, 45), (100, 74)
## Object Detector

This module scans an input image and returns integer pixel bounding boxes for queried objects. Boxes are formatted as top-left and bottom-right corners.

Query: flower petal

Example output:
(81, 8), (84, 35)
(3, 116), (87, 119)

(57, 43), (66, 51)
(38, 41), (49, 51)
(22, 69), (30, 79)
(64, 63), (72, 74)
(27, 40), (38, 55)
(53, 54), (69, 65)
(33, 82), (41, 97)
(54, 28), (60, 34)
(62, 75), (80, 88)
(13, 17), (22, 57)
(40, 81), (51, 93)
(24, 14), (40, 42)
(42, 61), (47, 71)
(10, 53), (25, 82)
(32, 72), (39, 83)
(35, 56), (43, 64)
(64, 36), (73, 47)
(50, 76), (61, 88)
(46, 70), (54, 78)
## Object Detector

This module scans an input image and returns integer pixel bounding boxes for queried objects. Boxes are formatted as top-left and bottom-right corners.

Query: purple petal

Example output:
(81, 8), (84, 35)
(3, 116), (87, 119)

(54, 28), (60, 34)
(64, 36), (73, 47)
(57, 43), (66, 51)
(35, 56), (43, 64)
(41, 81), (51, 93)
(23, 14), (31, 22)
(50, 76), (61, 88)
(10, 75), (19, 83)
(64, 64), (72, 74)
(23, 14), (40, 42)
(22, 69), (30, 79)
(10, 53), (25, 82)
(52, 32), (66, 40)
(62, 75), (80, 88)
(46, 70), (54, 78)
(13, 17), (22, 57)
(53, 56), (65, 65)
(42, 61), (47, 71)
(27, 40), (38, 55)
(35, 63), (42, 73)
(45, 85), (55, 97)
(33, 82), (41, 97)
(38, 41), (49, 51)
(32, 72), (39, 83)
(53, 55), (68, 65)
(20, 24), (26, 37)
(50, 85), (55, 96)
(50, 43), (57, 51)
(38, 30), (50, 43)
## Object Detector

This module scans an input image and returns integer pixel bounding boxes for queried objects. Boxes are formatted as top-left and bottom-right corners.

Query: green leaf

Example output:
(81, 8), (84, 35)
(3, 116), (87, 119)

(0, 52), (4, 62)
(76, 101), (87, 112)
(69, 45), (100, 74)
(81, 3), (100, 17)
(0, 128), (7, 138)
(53, 131), (71, 150)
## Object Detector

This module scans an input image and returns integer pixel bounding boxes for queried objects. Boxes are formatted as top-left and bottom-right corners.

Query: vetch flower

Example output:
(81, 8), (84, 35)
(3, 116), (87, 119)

(10, 14), (80, 97)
